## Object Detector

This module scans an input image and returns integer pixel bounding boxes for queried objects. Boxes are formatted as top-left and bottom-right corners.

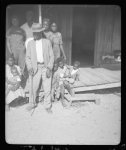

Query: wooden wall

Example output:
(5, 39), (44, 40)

(94, 5), (121, 66)
(43, 5), (73, 65)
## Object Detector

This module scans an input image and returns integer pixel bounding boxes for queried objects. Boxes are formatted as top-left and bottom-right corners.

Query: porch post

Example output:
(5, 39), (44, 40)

(38, 5), (42, 24)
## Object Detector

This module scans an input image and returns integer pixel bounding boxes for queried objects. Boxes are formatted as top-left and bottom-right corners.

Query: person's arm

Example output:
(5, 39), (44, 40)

(16, 66), (22, 78)
(25, 41), (34, 76)
(6, 29), (12, 54)
(75, 71), (80, 81)
(21, 28), (26, 42)
(59, 33), (66, 60)
(47, 40), (54, 70)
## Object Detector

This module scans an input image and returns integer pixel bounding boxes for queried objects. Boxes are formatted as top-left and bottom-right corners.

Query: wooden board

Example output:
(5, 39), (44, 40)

(83, 68), (119, 83)
(64, 93), (101, 105)
(73, 82), (121, 93)
(79, 69), (101, 85)
(65, 93), (98, 101)
(82, 68), (109, 84)
(95, 68), (121, 80)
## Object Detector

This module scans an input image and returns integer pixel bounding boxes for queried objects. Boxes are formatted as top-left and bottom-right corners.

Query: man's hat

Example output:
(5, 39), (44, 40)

(32, 23), (45, 32)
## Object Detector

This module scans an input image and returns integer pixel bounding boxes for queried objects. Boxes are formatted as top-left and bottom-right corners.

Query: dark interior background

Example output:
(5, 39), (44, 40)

(72, 6), (97, 67)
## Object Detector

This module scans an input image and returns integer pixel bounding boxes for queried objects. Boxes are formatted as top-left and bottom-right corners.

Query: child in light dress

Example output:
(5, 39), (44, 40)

(66, 61), (80, 85)
(6, 56), (25, 111)
(6, 66), (21, 97)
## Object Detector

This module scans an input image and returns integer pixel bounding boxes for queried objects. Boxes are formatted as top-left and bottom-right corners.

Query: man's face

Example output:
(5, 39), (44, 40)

(59, 61), (64, 68)
(8, 58), (14, 66)
(43, 21), (49, 31)
(51, 24), (57, 32)
(26, 12), (33, 22)
(33, 32), (41, 40)
(12, 18), (19, 27)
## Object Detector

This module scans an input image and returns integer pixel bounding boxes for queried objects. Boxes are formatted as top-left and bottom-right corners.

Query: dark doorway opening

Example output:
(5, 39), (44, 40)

(72, 6), (97, 67)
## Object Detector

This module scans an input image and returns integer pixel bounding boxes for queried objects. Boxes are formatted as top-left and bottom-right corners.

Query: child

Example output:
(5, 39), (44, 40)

(6, 66), (21, 97)
(51, 62), (60, 102)
(6, 56), (25, 111)
(66, 61), (80, 84)
(56, 58), (74, 107)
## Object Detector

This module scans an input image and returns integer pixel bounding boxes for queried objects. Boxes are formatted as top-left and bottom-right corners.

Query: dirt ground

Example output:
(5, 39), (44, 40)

(5, 91), (121, 145)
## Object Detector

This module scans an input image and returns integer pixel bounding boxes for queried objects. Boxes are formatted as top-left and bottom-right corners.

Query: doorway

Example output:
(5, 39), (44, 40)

(72, 6), (97, 67)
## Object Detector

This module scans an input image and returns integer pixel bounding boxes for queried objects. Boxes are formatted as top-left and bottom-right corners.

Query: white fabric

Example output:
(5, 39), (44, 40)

(25, 37), (34, 49)
(6, 64), (21, 79)
(59, 66), (67, 78)
(71, 68), (79, 75)
(6, 87), (25, 104)
(36, 39), (44, 63)
(15, 76), (21, 82)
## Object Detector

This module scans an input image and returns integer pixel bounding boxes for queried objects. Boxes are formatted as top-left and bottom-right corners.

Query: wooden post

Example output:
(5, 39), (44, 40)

(38, 5), (42, 24)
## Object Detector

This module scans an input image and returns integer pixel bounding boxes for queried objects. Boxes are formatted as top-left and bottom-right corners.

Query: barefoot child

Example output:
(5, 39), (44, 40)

(56, 58), (74, 107)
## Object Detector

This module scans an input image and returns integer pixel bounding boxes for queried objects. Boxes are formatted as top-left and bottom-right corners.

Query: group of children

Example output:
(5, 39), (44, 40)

(51, 57), (80, 106)
(6, 55), (25, 110)
(6, 55), (80, 110)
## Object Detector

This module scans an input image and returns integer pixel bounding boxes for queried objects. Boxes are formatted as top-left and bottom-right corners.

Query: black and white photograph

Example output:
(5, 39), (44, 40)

(5, 4), (121, 145)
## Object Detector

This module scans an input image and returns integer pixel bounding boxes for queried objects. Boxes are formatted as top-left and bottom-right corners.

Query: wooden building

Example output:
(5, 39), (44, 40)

(6, 5), (121, 67)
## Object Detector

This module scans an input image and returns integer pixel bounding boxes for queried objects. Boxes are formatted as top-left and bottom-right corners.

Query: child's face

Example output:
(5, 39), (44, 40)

(8, 58), (14, 66)
(43, 21), (49, 31)
(51, 23), (57, 32)
(59, 61), (64, 68)
(12, 69), (18, 76)
(73, 63), (79, 70)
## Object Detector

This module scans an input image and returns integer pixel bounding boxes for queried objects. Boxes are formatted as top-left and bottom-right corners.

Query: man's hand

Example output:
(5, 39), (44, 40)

(29, 68), (34, 76)
(46, 68), (51, 78)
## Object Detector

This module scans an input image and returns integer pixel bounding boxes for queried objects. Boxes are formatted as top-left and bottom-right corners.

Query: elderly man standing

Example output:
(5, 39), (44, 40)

(26, 23), (54, 113)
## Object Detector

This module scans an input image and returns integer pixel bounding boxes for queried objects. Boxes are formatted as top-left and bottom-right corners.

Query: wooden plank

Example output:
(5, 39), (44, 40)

(84, 68), (121, 84)
(73, 82), (121, 93)
(65, 93), (98, 101)
(79, 74), (96, 86)
(79, 69), (102, 85)
(25, 82), (121, 97)
(95, 68), (121, 80)
(86, 68), (119, 83)
(82, 68), (109, 84)
(64, 93), (101, 105)
(72, 81), (88, 88)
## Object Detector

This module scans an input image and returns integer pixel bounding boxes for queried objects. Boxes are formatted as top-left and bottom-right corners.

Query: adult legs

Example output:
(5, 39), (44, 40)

(41, 67), (52, 110)
(28, 68), (42, 109)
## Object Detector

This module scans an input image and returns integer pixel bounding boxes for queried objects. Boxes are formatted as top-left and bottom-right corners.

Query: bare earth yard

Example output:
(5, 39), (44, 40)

(6, 92), (121, 145)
